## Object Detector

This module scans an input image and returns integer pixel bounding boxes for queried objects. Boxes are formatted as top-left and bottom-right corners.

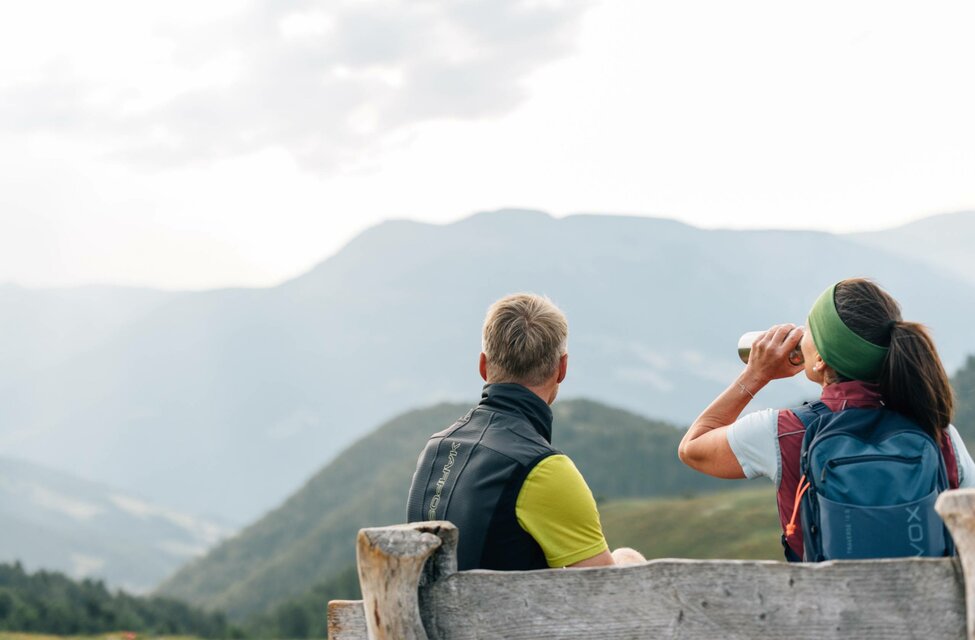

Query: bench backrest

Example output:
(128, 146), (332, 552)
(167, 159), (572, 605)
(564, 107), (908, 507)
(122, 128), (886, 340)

(328, 489), (975, 639)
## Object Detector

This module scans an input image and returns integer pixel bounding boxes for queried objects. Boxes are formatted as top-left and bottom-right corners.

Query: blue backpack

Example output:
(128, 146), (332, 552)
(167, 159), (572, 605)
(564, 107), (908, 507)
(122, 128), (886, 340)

(794, 401), (954, 561)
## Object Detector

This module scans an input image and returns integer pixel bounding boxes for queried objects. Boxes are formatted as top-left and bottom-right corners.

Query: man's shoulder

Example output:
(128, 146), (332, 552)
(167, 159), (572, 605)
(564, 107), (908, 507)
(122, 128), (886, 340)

(426, 405), (556, 465)
(429, 406), (478, 440)
(477, 411), (556, 463)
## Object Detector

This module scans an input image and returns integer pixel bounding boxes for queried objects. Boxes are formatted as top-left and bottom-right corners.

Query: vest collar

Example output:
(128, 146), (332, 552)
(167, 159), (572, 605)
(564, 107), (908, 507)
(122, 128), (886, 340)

(479, 383), (554, 443)
(820, 380), (884, 411)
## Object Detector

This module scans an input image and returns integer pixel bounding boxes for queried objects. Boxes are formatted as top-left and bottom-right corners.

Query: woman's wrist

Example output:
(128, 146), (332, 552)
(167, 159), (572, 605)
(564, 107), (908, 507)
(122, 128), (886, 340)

(738, 369), (770, 396)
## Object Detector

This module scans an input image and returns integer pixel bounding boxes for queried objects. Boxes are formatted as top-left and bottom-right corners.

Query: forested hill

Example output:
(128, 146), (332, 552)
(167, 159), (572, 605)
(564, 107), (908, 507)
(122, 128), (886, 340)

(953, 355), (975, 443)
(157, 398), (740, 619)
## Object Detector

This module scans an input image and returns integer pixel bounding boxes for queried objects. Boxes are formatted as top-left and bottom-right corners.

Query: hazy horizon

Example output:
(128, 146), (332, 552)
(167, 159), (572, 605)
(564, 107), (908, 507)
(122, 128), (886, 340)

(3, 207), (971, 292)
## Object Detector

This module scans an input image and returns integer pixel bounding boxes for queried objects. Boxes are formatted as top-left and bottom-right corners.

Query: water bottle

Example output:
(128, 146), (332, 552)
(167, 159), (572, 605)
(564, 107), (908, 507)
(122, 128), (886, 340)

(738, 330), (804, 366)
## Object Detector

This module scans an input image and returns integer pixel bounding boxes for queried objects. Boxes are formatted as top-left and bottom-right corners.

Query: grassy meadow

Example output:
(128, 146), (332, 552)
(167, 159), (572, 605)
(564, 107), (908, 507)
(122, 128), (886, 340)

(602, 485), (782, 561)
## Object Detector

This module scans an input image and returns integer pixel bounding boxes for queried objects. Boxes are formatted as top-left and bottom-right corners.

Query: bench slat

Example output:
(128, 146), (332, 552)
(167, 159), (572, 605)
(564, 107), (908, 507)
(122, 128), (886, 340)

(420, 558), (964, 639)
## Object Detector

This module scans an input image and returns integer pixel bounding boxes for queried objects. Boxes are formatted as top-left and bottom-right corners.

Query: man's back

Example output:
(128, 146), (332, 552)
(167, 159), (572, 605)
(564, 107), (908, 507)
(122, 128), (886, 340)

(407, 383), (606, 570)
(406, 293), (629, 570)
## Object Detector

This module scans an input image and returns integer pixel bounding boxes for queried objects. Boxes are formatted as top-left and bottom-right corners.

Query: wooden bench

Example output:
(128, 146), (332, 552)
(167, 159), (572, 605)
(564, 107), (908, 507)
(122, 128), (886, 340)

(328, 489), (975, 639)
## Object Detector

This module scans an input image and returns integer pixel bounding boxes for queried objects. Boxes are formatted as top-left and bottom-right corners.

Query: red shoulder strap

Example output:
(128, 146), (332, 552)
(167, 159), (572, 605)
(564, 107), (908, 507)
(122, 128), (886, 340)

(776, 410), (806, 560)
(941, 432), (960, 490)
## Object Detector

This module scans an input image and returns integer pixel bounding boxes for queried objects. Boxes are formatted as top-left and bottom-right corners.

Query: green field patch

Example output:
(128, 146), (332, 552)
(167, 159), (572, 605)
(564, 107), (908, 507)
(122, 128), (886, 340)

(601, 485), (782, 561)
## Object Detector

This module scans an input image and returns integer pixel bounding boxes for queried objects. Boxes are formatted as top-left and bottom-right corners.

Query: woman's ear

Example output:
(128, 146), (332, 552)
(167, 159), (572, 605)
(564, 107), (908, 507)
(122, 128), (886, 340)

(812, 354), (840, 385)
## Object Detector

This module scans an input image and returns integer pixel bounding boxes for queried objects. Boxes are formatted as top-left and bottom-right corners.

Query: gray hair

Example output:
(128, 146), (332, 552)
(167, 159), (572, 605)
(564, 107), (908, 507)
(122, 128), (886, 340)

(481, 293), (568, 386)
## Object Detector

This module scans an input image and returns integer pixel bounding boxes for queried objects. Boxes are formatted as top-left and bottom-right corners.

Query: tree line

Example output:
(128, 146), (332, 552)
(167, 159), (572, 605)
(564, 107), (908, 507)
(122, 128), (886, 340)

(0, 562), (241, 637)
(0, 558), (356, 638)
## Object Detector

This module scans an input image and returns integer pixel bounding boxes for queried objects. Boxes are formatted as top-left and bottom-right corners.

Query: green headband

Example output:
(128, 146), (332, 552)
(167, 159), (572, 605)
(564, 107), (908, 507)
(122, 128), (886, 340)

(807, 283), (889, 382)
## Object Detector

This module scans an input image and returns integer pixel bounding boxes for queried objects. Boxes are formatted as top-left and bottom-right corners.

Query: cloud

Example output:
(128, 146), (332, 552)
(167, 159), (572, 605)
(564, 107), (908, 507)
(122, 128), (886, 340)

(0, 0), (590, 172)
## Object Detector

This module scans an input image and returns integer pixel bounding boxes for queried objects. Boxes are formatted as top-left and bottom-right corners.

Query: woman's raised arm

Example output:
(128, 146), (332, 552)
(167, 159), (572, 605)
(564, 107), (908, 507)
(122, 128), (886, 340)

(678, 324), (804, 478)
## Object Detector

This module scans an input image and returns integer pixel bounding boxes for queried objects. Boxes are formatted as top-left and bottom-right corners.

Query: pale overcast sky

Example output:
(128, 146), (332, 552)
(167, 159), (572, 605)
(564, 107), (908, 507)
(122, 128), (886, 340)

(1, 0), (973, 290)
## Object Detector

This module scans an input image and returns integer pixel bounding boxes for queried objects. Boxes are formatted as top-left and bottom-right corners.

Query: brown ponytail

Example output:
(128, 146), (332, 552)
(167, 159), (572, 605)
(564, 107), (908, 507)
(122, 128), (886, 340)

(880, 321), (954, 443)
(832, 278), (954, 443)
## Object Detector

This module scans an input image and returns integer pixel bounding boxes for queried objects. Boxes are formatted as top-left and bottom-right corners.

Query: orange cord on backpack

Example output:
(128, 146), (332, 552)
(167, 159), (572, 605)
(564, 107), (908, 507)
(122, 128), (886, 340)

(785, 475), (811, 538)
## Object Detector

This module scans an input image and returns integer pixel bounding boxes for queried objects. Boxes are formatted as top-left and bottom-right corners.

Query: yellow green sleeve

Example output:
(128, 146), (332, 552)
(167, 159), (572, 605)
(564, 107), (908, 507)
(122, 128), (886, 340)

(515, 454), (609, 567)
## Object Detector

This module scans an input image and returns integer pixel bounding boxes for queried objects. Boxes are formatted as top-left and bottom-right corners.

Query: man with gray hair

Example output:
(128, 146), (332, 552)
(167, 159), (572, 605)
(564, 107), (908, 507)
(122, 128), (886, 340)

(406, 293), (643, 570)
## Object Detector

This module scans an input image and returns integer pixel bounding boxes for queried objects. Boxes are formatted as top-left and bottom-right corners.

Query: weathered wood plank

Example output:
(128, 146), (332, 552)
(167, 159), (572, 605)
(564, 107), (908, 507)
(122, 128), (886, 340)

(327, 600), (367, 640)
(332, 491), (975, 640)
(420, 558), (965, 639)
(938, 488), (975, 640)
(357, 521), (455, 640)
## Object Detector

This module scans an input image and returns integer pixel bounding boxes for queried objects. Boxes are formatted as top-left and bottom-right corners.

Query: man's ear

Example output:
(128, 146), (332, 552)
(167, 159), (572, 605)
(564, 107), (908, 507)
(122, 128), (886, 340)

(556, 353), (568, 384)
(479, 352), (489, 382)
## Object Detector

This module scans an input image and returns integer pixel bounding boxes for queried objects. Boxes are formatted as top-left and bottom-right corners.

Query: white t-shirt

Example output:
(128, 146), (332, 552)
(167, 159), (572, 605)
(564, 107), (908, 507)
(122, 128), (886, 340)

(727, 408), (975, 488)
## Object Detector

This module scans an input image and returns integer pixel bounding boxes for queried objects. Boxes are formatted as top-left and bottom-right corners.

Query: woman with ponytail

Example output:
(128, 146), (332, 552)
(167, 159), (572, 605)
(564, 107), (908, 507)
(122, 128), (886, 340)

(678, 278), (975, 561)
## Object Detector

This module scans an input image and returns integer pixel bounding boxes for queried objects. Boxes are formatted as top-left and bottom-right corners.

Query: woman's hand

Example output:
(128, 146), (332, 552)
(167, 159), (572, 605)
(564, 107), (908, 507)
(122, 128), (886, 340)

(679, 324), (804, 479)
(745, 324), (804, 384)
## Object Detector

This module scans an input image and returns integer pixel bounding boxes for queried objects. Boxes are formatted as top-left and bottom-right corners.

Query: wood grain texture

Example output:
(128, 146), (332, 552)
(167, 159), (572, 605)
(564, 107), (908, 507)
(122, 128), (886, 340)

(938, 488), (975, 640)
(356, 521), (456, 640)
(327, 600), (367, 640)
(420, 558), (964, 639)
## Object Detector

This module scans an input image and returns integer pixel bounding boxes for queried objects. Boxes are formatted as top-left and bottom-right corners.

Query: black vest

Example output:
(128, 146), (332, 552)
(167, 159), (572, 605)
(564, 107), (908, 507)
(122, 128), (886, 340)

(406, 383), (558, 570)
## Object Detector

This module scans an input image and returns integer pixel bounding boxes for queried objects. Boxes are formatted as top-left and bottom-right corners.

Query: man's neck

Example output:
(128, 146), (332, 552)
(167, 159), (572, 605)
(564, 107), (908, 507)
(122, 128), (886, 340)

(491, 380), (555, 406)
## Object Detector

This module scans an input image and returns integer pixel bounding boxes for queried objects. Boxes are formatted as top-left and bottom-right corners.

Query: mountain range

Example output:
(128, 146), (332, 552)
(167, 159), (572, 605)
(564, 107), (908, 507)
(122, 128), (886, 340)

(2, 210), (974, 524)
(0, 456), (231, 593)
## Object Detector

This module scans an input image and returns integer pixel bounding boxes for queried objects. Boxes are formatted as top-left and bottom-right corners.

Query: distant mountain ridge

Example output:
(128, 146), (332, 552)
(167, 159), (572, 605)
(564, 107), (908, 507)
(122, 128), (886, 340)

(2, 210), (975, 523)
(848, 211), (975, 286)
(0, 456), (232, 593)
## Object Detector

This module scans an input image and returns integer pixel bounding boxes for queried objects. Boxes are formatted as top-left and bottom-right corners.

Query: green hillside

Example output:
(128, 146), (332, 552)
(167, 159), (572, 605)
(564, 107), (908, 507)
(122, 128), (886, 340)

(953, 355), (975, 444)
(245, 566), (360, 639)
(601, 486), (781, 560)
(157, 398), (744, 619)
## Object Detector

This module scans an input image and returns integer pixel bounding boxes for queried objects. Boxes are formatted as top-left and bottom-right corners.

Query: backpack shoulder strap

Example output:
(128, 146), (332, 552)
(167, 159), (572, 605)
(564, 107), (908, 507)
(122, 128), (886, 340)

(941, 430), (961, 490)
(791, 401), (831, 430)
